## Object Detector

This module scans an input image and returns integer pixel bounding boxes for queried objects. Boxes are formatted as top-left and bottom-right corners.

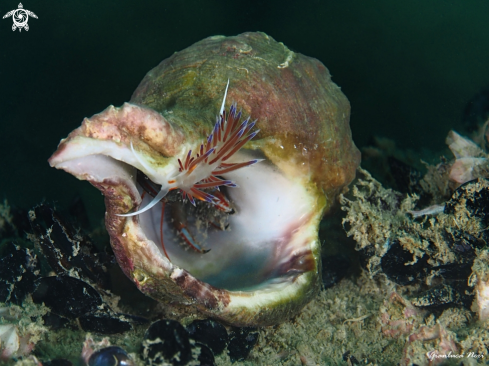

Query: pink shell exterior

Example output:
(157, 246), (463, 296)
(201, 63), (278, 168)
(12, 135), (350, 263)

(49, 32), (360, 326)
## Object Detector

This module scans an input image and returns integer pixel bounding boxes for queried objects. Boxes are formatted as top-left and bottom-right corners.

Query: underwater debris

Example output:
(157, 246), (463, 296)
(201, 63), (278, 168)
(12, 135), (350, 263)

(342, 170), (489, 316)
(226, 327), (259, 363)
(142, 319), (205, 366)
(342, 350), (359, 365)
(321, 254), (351, 289)
(0, 301), (48, 362)
(470, 245), (489, 322)
(140, 318), (256, 365)
(446, 130), (489, 185)
(0, 234), (46, 361)
(379, 240), (430, 286)
(193, 343), (215, 366)
(340, 168), (416, 275)
(360, 137), (453, 206)
(339, 167), (489, 363)
(32, 276), (102, 319)
(475, 277), (489, 322)
(379, 292), (461, 366)
(410, 284), (465, 308)
(25, 203), (142, 335)
(362, 134), (460, 209)
(403, 323), (459, 366)
(0, 242), (40, 305)
(28, 203), (111, 290)
(31, 275), (133, 335)
(185, 319), (228, 355)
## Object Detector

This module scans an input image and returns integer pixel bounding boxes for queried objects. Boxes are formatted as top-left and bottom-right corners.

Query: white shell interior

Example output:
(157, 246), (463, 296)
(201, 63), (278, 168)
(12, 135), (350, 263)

(140, 154), (312, 290)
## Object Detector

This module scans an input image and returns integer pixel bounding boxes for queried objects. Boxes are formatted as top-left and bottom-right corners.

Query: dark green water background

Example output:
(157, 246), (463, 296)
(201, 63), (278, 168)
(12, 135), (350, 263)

(1, 0), (489, 223)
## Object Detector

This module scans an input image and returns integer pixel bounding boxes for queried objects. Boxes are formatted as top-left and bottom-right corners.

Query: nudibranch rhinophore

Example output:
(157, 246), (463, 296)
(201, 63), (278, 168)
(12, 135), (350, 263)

(49, 32), (360, 326)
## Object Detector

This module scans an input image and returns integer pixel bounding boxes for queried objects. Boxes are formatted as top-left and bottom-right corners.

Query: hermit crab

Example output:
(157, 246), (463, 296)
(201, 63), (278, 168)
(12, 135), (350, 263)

(49, 32), (360, 326)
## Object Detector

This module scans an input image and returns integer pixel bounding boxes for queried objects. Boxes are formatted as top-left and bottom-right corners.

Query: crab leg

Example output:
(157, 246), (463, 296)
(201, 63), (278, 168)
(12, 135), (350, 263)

(168, 202), (210, 254)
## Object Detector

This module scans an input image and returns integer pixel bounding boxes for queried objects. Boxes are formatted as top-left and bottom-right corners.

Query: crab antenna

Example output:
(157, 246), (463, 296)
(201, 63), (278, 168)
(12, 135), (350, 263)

(219, 79), (230, 117)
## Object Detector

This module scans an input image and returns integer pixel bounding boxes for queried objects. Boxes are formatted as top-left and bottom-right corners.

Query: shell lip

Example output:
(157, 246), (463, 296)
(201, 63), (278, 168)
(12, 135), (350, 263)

(104, 167), (322, 327)
(49, 121), (323, 325)
(46, 100), (322, 292)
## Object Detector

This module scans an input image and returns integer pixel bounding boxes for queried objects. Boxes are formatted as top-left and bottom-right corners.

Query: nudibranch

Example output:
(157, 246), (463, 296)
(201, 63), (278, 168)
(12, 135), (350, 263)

(49, 32), (360, 326)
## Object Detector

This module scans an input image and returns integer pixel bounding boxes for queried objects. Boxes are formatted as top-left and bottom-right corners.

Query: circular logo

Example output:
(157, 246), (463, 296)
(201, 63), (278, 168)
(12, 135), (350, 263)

(12, 9), (28, 28)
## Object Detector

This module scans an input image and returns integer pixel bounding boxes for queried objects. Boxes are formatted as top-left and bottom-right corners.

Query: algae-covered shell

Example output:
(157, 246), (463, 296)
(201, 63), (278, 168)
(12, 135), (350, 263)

(49, 32), (360, 326)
